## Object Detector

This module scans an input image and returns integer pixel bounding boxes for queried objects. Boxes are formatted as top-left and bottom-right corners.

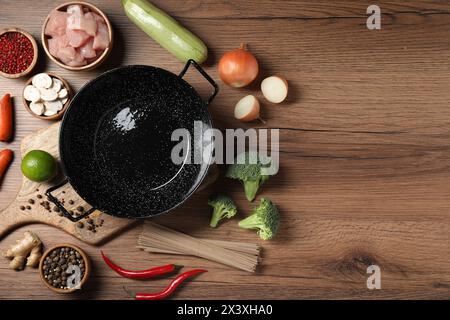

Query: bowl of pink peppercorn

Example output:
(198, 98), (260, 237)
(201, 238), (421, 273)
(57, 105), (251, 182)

(0, 28), (38, 79)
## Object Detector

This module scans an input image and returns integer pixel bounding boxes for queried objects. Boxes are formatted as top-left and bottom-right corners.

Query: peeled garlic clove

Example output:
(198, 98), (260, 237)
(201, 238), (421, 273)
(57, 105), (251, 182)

(40, 88), (58, 101)
(43, 108), (57, 117)
(58, 88), (68, 99)
(44, 100), (63, 113)
(23, 85), (41, 102)
(50, 78), (62, 93)
(32, 73), (53, 89)
(29, 101), (45, 115)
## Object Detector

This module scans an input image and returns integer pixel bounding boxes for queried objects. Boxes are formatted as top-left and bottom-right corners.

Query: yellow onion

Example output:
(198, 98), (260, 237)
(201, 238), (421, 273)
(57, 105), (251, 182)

(218, 43), (259, 88)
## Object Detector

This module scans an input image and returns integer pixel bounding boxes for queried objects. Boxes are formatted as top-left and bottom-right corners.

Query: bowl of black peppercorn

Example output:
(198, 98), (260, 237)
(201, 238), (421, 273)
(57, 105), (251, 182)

(39, 244), (91, 294)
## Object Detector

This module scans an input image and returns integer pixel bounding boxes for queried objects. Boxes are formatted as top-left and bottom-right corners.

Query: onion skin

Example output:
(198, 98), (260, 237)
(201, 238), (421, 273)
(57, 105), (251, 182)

(218, 44), (259, 88)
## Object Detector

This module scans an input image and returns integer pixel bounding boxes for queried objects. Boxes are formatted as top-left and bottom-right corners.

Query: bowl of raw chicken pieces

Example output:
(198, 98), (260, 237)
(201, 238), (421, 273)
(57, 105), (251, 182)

(42, 1), (113, 71)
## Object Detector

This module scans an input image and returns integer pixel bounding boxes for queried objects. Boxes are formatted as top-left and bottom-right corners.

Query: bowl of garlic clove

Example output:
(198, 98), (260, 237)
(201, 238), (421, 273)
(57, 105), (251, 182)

(22, 72), (72, 121)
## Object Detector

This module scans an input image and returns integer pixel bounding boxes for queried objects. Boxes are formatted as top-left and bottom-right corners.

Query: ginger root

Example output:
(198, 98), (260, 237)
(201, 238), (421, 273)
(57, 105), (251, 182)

(26, 244), (42, 268)
(3, 231), (42, 270)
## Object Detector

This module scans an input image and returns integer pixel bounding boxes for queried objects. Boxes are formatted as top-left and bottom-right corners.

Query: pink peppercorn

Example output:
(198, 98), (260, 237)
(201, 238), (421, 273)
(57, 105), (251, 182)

(0, 32), (34, 75)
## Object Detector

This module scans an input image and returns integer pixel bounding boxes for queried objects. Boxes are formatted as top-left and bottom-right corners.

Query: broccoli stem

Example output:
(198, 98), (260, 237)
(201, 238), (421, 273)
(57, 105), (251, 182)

(238, 213), (262, 230)
(243, 180), (260, 202)
(210, 208), (223, 228)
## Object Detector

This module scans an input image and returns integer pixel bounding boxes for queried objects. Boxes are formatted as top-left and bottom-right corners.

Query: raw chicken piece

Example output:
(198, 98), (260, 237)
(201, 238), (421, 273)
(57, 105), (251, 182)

(67, 4), (84, 16)
(82, 12), (99, 36)
(56, 46), (77, 64)
(66, 52), (87, 67)
(85, 12), (105, 24)
(93, 23), (109, 51)
(66, 28), (90, 48)
(45, 10), (69, 37)
(86, 55), (100, 64)
(56, 34), (70, 48)
(67, 14), (97, 36)
(48, 34), (70, 59)
(47, 38), (59, 56)
(78, 39), (97, 59)
(66, 60), (87, 67)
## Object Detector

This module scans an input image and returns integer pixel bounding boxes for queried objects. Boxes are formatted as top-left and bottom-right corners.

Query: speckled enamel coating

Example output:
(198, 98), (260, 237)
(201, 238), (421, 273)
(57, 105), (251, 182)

(59, 65), (212, 219)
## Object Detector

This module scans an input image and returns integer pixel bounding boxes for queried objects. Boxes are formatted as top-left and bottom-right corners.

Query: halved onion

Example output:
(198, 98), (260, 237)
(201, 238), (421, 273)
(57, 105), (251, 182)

(261, 76), (288, 103)
(234, 95), (264, 123)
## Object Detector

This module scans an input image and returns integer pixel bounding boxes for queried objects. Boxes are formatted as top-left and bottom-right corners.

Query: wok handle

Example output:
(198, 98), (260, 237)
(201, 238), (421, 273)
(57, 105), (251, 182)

(46, 180), (94, 222)
(179, 59), (219, 105)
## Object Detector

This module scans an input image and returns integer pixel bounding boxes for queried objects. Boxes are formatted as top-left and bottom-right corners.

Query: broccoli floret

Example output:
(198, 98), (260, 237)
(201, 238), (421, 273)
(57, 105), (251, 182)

(238, 198), (279, 240)
(208, 194), (238, 228)
(225, 151), (271, 202)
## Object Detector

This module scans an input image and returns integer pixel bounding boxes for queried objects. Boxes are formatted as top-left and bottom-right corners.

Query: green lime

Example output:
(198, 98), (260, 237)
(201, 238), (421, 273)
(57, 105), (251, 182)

(21, 150), (57, 182)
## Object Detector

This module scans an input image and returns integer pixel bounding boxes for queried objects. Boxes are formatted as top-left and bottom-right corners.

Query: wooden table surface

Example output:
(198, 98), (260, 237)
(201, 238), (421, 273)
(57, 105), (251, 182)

(1, 0), (450, 300)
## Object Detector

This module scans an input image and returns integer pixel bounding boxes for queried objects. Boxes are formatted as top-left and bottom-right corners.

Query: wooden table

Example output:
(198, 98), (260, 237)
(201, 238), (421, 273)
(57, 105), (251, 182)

(1, 0), (450, 300)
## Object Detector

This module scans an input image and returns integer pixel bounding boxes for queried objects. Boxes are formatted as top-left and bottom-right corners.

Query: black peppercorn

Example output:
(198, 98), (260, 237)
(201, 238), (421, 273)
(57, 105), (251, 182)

(42, 246), (86, 290)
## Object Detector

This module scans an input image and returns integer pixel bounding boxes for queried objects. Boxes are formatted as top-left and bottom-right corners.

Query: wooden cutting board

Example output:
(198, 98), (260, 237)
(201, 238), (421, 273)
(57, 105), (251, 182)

(0, 123), (218, 245)
(0, 123), (139, 245)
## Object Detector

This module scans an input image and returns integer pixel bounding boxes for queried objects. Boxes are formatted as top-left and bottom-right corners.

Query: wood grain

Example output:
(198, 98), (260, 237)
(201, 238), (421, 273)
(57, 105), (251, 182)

(1, 0), (450, 300)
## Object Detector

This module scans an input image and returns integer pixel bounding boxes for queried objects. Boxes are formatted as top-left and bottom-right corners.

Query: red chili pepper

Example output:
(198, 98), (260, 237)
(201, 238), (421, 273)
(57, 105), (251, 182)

(125, 269), (207, 300)
(101, 251), (179, 279)
(0, 149), (13, 182)
(0, 94), (13, 142)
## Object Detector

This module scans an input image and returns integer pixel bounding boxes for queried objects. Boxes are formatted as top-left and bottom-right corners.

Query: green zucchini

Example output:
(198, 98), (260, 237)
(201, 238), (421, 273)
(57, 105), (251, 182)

(122, 0), (208, 64)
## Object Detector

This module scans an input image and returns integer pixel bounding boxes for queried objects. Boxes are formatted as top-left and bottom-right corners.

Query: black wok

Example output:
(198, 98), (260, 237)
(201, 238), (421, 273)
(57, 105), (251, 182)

(46, 60), (218, 221)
